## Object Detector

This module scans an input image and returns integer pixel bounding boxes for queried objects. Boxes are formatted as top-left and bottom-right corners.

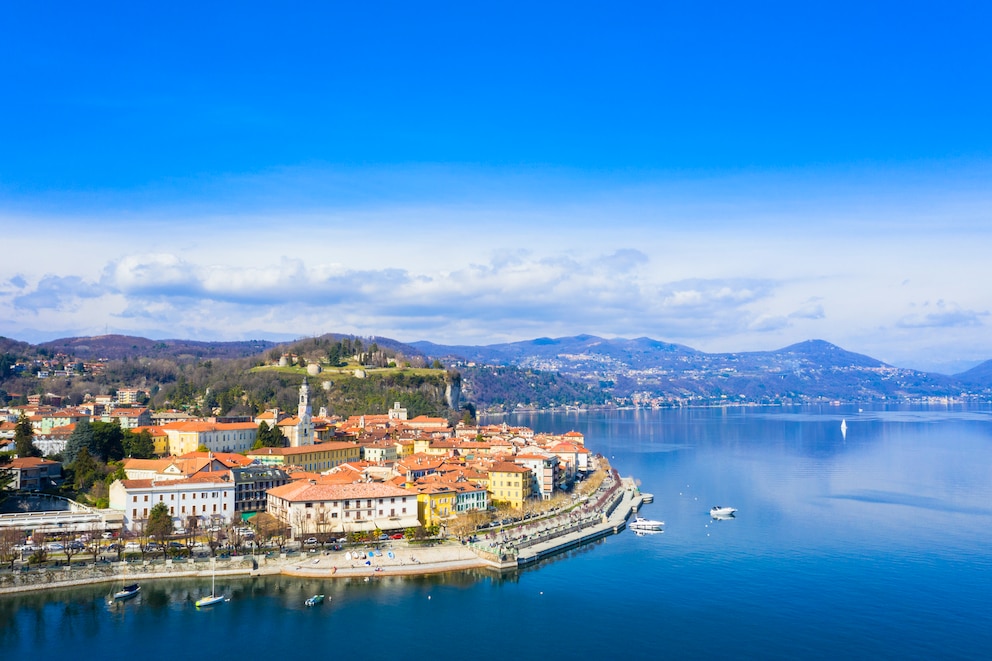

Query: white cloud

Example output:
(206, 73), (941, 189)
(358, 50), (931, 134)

(1, 163), (992, 365)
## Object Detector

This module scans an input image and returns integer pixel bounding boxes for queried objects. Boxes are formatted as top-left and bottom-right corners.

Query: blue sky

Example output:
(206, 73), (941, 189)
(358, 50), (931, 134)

(2, 2), (991, 373)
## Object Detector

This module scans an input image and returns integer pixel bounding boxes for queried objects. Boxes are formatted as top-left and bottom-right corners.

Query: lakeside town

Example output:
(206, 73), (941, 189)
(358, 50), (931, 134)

(0, 379), (647, 593)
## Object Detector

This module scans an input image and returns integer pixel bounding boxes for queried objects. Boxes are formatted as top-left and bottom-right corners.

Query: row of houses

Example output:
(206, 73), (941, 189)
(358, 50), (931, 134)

(106, 419), (593, 538)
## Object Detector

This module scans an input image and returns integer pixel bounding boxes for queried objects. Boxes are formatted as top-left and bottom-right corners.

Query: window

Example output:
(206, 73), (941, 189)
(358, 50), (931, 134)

(143, 495), (149, 502)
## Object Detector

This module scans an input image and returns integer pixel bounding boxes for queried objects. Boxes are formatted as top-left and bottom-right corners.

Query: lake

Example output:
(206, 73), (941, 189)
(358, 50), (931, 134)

(3, 404), (991, 659)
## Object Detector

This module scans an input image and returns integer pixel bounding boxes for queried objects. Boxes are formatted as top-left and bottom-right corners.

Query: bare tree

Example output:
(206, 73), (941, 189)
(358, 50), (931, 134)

(60, 528), (82, 566)
(183, 515), (200, 558)
(0, 529), (20, 570)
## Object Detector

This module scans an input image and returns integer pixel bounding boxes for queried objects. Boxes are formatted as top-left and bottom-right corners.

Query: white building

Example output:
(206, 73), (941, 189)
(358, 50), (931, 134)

(266, 481), (419, 538)
(109, 472), (236, 531)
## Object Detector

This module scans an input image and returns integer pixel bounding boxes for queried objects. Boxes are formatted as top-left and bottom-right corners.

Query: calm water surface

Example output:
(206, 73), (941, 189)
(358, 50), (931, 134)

(3, 405), (991, 659)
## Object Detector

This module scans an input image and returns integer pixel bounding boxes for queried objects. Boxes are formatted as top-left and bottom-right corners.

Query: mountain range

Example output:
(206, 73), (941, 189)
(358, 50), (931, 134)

(412, 335), (992, 404)
(4, 333), (992, 406)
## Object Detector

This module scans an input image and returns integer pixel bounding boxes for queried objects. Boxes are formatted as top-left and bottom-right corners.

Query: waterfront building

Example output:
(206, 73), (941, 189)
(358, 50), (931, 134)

(414, 483), (457, 528)
(109, 471), (236, 531)
(513, 453), (560, 500)
(230, 464), (291, 517)
(266, 481), (419, 538)
(487, 462), (532, 509)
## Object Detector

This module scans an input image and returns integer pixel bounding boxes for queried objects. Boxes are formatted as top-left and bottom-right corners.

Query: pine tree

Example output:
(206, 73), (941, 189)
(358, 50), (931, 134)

(14, 414), (41, 457)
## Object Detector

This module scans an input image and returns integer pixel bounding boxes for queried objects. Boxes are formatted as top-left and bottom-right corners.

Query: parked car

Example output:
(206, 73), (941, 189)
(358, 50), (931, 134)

(304, 537), (318, 545)
(389, 533), (404, 540)
(101, 532), (114, 539)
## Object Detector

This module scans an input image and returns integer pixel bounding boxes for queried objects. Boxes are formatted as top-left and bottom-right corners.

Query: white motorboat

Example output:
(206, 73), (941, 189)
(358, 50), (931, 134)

(629, 516), (665, 531)
(632, 528), (664, 536)
(710, 506), (737, 519)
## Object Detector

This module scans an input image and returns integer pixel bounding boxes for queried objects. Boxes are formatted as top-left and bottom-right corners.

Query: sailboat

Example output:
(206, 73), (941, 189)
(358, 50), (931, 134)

(841, 418), (848, 440)
(195, 563), (225, 607)
(110, 558), (140, 602)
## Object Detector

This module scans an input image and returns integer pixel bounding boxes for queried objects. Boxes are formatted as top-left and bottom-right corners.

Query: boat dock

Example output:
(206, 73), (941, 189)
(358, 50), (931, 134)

(486, 473), (651, 570)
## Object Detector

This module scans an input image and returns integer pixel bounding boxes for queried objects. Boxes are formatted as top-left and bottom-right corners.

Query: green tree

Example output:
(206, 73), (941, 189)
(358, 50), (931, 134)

(0, 455), (13, 503)
(146, 502), (174, 555)
(123, 429), (156, 458)
(253, 421), (285, 449)
(14, 414), (41, 457)
(71, 447), (101, 492)
(91, 420), (125, 462)
(64, 419), (96, 465)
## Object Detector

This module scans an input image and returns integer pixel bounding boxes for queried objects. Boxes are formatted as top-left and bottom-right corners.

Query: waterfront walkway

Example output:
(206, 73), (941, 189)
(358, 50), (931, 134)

(0, 474), (651, 594)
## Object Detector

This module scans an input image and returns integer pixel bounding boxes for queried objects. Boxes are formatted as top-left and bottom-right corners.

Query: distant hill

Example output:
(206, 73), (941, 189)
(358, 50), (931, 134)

(954, 360), (992, 386)
(3, 331), (991, 407)
(411, 334), (696, 366)
(36, 335), (279, 361)
(413, 335), (988, 404)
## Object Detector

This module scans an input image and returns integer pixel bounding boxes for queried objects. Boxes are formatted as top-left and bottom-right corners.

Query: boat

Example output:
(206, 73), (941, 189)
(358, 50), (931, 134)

(710, 506), (737, 519)
(632, 529), (664, 537)
(112, 583), (140, 601)
(629, 516), (665, 531)
(305, 594), (325, 607)
(195, 565), (225, 607)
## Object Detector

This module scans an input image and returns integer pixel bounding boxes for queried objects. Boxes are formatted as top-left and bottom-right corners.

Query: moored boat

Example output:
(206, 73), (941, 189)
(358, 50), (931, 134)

(305, 594), (325, 606)
(629, 516), (665, 531)
(195, 594), (225, 608)
(195, 565), (225, 607)
(710, 506), (737, 518)
(113, 583), (140, 601)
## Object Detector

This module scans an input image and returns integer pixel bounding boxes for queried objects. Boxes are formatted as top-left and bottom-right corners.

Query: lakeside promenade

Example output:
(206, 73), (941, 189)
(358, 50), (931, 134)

(0, 472), (651, 595)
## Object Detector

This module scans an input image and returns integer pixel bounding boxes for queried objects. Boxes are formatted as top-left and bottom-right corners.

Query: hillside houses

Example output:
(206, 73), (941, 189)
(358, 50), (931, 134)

(5, 382), (596, 538)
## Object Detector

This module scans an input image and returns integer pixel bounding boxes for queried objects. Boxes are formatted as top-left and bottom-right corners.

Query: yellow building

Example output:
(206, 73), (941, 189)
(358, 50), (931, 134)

(161, 421), (258, 455)
(487, 462), (532, 509)
(414, 484), (458, 528)
(246, 441), (360, 472)
(133, 425), (170, 456)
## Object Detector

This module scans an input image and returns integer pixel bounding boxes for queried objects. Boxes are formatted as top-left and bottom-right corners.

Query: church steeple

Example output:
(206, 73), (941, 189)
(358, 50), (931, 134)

(298, 378), (312, 420)
(293, 378), (314, 446)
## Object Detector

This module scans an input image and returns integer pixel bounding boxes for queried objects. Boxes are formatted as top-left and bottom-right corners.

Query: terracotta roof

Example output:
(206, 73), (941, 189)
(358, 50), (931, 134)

(247, 441), (358, 457)
(268, 481), (413, 502)
(10, 457), (60, 468)
(489, 462), (531, 474)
